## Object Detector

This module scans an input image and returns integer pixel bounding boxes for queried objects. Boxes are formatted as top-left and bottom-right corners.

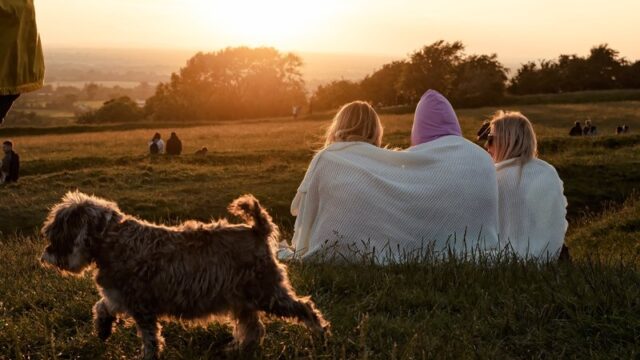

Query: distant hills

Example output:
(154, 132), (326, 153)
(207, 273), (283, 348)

(44, 47), (401, 91)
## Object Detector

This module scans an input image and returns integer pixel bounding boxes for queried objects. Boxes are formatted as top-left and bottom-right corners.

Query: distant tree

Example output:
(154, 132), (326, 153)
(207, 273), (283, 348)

(556, 55), (589, 92)
(78, 96), (143, 123)
(509, 44), (630, 95)
(450, 54), (508, 107)
(399, 41), (465, 102)
(620, 60), (640, 88)
(311, 80), (363, 111)
(145, 47), (307, 121)
(509, 60), (561, 95)
(582, 44), (625, 90)
(84, 82), (99, 100)
(360, 61), (407, 106)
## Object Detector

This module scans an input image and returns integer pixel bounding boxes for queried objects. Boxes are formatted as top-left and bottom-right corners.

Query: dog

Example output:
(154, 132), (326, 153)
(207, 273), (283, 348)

(195, 146), (208, 156)
(40, 191), (329, 359)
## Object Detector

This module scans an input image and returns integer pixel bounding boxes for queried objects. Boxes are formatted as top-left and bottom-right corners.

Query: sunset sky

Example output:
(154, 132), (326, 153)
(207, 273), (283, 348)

(36, 0), (640, 61)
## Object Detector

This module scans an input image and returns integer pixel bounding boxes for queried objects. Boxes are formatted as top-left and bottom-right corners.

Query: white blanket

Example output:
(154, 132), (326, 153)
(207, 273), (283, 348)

(496, 158), (568, 258)
(288, 135), (500, 263)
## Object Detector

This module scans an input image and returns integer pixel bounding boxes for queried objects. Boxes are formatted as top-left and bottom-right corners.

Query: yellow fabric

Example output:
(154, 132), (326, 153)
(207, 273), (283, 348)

(0, 0), (44, 95)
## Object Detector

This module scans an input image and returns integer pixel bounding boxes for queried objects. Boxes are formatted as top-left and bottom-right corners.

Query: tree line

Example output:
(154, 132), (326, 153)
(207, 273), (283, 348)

(81, 42), (640, 123)
(312, 41), (640, 110)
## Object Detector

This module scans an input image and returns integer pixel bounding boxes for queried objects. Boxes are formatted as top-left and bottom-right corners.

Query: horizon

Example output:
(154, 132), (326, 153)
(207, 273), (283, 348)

(36, 0), (640, 62)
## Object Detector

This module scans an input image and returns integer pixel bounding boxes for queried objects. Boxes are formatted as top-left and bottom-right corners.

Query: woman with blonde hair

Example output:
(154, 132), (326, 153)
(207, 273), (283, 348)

(323, 100), (383, 148)
(486, 111), (568, 259)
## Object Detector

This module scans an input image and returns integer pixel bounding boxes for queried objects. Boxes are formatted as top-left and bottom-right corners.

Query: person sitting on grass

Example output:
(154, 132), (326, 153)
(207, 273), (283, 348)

(583, 119), (598, 136)
(149, 133), (164, 155)
(569, 121), (583, 136)
(286, 93), (499, 263)
(1, 140), (20, 183)
(166, 132), (183, 155)
(485, 111), (568, 259)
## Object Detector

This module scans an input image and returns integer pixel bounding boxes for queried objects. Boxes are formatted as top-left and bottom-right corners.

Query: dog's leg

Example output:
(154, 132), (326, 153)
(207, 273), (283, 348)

(93, 298), (117, 341)
(133, 313), (164, 360)
(263, 287), (329, 335)
(231, 307), (265, 350)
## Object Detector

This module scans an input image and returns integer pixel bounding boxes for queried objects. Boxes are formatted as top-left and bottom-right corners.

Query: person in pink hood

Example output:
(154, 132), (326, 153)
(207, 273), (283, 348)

(411, 90), (462, 146)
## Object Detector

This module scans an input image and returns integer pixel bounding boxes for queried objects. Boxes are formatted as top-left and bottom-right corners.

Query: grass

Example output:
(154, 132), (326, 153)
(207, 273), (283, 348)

(0, 100), (639, 358)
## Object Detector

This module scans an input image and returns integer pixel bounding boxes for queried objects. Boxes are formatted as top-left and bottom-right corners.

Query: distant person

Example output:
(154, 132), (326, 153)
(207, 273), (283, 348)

(569, 121), (583, 136)
(149, 133), (164, 155)
(623, 124), (630, 133)
(616, 125), (624, 135)
(486, 111), (568, 259)
(166, 132), (182, 155)
(582, 119), (596, 136)
(0, 0), (45, 126)
(1, 140), (20, 183)
(292, 105), (299, 120)
(195, 146), (208, 156)
(589, 126), (597, 136)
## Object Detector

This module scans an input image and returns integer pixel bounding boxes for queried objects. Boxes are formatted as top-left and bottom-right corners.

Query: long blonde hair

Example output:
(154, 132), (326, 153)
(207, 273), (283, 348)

(489, 111), (538, 163)
(324, 101), (383, 148)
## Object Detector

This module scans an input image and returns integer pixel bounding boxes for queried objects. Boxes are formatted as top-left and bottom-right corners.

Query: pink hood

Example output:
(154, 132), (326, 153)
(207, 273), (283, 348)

(411, 90), (462, 146)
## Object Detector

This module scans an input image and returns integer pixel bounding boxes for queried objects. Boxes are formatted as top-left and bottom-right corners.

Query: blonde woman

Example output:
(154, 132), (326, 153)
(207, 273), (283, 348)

(486, 111), (568, 259)
(285, 98), (499, 263)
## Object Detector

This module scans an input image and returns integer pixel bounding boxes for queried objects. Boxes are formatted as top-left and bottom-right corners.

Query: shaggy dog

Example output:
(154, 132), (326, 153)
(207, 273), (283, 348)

(40, 191), (328, 359)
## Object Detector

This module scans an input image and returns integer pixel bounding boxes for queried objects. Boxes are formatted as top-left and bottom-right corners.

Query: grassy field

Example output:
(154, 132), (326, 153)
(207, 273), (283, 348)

(0, 100), (639, 358)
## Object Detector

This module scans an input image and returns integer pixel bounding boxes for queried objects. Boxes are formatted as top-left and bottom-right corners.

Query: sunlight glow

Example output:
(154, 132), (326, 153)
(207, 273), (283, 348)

(191, 0), (343, 49)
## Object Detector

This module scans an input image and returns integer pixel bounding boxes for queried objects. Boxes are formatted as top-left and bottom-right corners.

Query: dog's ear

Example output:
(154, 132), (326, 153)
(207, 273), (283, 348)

(87, 210), (113, 241)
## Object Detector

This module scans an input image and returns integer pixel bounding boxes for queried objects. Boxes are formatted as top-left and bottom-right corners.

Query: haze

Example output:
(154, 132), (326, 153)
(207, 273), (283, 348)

(36, 0), (640, 62)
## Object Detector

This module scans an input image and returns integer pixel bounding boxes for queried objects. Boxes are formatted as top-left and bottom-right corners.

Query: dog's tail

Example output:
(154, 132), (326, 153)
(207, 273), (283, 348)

(228, 194), (279, 241)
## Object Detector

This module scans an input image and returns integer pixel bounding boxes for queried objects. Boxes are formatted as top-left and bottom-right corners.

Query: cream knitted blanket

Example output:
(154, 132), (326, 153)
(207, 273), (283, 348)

(496, 158), (568, 258)
(288, 136), (500, 263)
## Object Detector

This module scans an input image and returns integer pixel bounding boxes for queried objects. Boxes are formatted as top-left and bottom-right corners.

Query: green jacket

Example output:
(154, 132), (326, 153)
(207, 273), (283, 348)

(0, 0), (44, 95)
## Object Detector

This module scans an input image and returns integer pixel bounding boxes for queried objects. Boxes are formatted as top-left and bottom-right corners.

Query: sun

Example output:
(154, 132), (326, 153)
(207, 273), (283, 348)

(190, 0), (341, 48)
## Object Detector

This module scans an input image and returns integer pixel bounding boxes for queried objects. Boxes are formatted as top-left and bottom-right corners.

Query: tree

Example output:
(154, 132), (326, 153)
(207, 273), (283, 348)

(509, 60), (561, 95)
(145, 47), (307, 121)
(311, 80), (362, 111)
(620, 60), (640, 89)
(360, 61), (407, 106)
(78, 96), (143, 123)
(399, 41), (465, 102)
(84, 82), (99, 100)
(509, 44), (630, 95)
(583, 44), (625, 90)
(450, 54), (508, 107)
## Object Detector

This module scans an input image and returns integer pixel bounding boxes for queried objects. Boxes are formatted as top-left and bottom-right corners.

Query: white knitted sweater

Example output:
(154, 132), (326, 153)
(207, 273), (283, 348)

(288, 136), (500, 263)
(495, 157), (568, 258)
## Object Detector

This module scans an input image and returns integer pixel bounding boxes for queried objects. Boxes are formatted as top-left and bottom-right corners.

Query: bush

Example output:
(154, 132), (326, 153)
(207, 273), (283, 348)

(77, 96), (143, 123)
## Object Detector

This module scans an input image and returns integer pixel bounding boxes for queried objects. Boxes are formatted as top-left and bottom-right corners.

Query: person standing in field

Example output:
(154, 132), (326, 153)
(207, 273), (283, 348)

(149, 133), (164, 155)
(0, 0), (45, 126)
(292, 105), (299, 120)
(166, 132), (182, 155)
(485, 111), (568, 259)
(1, 140), (20, 183)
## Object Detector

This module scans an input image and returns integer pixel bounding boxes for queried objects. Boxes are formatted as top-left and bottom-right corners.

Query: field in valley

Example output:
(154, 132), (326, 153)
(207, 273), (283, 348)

(1, 100), (639, 358)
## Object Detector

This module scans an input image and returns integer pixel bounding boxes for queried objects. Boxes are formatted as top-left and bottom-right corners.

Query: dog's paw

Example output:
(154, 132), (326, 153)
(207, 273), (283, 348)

(95, 315), (116, 341)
